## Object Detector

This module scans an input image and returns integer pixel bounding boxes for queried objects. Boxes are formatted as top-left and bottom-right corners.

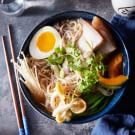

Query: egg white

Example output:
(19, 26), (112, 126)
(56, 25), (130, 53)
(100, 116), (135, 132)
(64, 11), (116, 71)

(29, 26), (62, 59)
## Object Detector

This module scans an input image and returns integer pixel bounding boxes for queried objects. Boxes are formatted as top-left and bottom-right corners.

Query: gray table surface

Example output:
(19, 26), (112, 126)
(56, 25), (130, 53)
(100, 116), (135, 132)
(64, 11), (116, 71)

(0, 0), (114, 135)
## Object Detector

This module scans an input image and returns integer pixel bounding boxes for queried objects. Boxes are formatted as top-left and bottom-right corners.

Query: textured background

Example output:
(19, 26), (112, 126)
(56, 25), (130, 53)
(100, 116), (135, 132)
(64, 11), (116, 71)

(0, 0), (114, 135)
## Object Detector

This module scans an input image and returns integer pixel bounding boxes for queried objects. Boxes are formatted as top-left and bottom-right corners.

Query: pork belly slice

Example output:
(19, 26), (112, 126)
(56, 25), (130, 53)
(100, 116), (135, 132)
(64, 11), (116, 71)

(92, 16), (117, 55)
(77, 19), (103, 58)
(77, 35), (93, 58)
(80, 19), (103, 49)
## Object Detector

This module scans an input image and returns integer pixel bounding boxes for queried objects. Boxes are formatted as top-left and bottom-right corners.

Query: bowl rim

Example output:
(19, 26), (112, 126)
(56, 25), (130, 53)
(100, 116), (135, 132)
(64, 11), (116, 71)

(18, 10), (130, 124)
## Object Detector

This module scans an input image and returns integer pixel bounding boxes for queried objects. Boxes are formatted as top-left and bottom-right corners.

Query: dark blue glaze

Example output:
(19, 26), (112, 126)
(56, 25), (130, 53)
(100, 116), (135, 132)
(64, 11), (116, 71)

(19, 11), (130, 124)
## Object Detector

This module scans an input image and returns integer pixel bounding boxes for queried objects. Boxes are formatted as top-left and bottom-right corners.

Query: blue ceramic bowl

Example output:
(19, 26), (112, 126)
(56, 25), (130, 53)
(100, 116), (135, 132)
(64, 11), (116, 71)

(19, 11), (130, 124)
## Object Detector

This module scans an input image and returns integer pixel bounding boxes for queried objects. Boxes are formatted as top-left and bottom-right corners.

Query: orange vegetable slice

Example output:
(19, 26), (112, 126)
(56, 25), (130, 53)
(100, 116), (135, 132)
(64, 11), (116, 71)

(108, 53), (123, 77)
(99, 75), (128, 86)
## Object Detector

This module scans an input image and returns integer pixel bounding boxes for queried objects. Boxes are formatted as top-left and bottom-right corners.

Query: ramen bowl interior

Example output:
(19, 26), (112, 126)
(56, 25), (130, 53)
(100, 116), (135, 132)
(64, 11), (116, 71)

(18, 11), (130, 124)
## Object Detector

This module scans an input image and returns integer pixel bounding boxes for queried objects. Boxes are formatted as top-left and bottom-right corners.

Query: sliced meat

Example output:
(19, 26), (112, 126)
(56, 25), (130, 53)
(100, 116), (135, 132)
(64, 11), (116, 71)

(92, 16), (117, 55)
(108, 53), (123, 77)
(77, 19), (103, 58)
(80, 19), (103, 49)
(77, 35), (93, 58)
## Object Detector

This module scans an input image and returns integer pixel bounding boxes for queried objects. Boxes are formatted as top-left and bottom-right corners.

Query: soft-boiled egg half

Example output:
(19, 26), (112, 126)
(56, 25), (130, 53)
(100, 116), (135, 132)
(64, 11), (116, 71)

(29, 26), (62, 59)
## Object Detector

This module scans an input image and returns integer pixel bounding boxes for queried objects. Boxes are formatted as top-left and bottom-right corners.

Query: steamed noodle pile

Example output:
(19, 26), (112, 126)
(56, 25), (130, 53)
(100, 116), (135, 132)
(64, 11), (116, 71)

(16, 53), (86, 122)
(15, 19), (87, 123)
(27, 56), (53, 91)
(54, 19), (82, 46)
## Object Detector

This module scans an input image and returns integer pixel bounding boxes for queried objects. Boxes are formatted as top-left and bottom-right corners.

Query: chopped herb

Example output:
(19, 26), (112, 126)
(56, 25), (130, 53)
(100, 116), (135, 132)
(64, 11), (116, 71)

(79, 54), (105, 93)
(47, 43), (105, 94)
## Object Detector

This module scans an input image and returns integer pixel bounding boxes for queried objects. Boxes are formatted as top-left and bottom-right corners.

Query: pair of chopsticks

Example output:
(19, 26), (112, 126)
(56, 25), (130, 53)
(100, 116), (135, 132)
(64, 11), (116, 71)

(1, 25), (29, 135)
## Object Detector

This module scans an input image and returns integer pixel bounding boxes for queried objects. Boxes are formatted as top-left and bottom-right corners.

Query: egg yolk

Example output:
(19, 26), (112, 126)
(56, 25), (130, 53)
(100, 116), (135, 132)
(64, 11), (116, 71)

(37, 32), (56, 52)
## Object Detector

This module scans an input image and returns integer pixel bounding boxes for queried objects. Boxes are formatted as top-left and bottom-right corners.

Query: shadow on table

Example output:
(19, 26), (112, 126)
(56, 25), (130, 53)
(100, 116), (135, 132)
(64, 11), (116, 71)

(23, 7), (47, 16)
(22, 0), (75, 16)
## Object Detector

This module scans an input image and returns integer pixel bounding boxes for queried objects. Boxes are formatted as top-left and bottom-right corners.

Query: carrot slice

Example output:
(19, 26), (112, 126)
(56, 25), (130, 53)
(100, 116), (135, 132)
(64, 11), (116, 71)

(108, 53), (122, 77)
